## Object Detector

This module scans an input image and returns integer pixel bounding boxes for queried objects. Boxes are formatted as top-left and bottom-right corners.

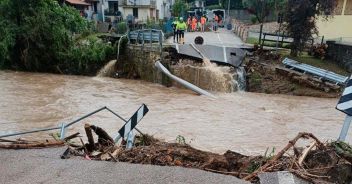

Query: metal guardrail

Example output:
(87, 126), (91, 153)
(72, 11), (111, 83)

(0, 106), (142, 139)
(282, 58), (348, 85)
(128, 29), (164, 52)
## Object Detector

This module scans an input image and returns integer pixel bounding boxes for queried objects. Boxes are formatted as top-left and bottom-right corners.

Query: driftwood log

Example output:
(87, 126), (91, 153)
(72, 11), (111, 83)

(244, 132), (324, 181)
(0, 141), (64, 149)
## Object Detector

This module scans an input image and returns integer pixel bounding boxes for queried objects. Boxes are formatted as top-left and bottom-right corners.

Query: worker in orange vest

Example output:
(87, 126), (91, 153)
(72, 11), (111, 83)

(191, 16), (197, 32)
(200, 16), (206, 32)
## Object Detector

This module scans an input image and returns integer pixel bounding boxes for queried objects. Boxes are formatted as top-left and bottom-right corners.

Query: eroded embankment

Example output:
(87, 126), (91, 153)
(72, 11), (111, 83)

(2, 131), (352, 184)
(245, 52), (343, 98)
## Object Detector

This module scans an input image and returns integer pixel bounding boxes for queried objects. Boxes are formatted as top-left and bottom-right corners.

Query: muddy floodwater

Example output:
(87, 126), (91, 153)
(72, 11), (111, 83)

(0, 71), (348, 155)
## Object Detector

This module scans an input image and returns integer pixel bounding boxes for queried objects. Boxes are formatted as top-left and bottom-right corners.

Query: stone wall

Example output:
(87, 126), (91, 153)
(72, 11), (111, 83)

(118, 45), (170, 86)
(326, 41), (352, 72)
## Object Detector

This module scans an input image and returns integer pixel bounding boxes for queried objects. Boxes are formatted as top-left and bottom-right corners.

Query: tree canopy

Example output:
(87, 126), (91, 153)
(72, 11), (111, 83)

(284, 0), (336, 56)
(0, 0), (114, 74)
(243, 0), (286, 23)
(172, 0), (189, 17)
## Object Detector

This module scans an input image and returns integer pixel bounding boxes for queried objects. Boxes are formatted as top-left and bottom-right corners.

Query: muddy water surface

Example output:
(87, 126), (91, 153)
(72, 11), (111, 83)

(0, 71), (347, 155)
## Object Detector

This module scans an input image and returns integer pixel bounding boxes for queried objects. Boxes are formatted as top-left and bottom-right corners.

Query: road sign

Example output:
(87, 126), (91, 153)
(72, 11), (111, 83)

(113, 104), (149, 142)
(337, 75), (352, 141)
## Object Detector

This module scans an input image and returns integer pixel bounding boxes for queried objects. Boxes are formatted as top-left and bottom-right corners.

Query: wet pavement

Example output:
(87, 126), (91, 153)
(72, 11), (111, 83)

(0, 147), (250, 184)
(167, 28), (244, 47)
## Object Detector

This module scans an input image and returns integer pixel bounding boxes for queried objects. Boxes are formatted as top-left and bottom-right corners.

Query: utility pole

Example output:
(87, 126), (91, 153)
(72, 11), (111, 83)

(227, 0), (230, 17)
(258, 0), (264, 47)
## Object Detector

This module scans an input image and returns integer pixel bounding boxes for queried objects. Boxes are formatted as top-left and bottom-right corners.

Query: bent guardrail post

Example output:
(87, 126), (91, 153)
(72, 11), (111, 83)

(117, 34), (127, 60)
(114, 104), (149, 143)
(155, 60), (217, 99)
(0, 126), (61, 139)
(126, 131), (135, 149)
(65, 107), (107, 127)
(0, 106), (146, 139)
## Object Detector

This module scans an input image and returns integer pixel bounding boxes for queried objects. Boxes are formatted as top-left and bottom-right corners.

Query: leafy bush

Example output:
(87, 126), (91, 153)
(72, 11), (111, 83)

(0, 0), (115, 74)
(250, 16), (258, 24)
(116, 22), (128, 34)
(59, 38), (115, 75)
(0, 19), (15, 68)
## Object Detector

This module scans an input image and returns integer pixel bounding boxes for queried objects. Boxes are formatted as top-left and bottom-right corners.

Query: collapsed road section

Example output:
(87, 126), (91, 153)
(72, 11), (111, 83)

(174, 44), (247, 67)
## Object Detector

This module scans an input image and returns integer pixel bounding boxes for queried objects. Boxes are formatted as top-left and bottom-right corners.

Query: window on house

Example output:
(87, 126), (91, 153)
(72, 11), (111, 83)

(108, 1), (119, 15)
(93, 2), (98, 13)
(133, 8), (138, 18)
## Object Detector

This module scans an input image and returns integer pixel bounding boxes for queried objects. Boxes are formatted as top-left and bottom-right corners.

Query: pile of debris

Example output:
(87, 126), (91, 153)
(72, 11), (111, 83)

(1, 124), (352, 184)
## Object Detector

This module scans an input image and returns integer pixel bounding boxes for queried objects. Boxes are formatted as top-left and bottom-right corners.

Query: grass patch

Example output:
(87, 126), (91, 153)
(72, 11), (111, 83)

(280, 50), (349, 76)
(246, 37), (290, 48)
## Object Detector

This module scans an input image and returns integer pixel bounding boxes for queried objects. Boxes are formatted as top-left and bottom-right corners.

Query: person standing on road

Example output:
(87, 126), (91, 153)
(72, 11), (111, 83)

(191, 16), (197, 32)
(187, 16), (192, 32)
(172, 17), (179, 43)
(200, 16), (206, 32)
(176, 17), (187, 44)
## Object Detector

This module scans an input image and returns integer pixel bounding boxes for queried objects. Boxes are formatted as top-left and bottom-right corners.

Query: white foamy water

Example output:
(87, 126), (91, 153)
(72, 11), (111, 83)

(97, 60), (117, 77)
(0, 71), (347, 155)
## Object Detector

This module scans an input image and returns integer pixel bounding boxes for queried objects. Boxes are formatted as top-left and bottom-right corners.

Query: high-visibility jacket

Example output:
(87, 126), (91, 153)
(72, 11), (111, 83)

(201, 17), (206, 24)
(176, 21), (187, 30)
(192, 18), (197, 25)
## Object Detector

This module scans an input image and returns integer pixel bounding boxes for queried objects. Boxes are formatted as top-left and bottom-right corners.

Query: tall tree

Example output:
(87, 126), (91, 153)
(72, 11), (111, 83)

(284, 0), (336, 56)
(172, 0), (189, 17)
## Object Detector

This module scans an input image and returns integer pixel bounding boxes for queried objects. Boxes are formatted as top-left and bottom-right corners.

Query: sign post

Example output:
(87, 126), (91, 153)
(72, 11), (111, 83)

(336, 75), (352, 141)
(113, 104), (149, 143)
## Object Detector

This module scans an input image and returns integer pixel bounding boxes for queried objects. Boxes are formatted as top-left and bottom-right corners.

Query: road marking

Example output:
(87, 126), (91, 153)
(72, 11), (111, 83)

(217, 33), (223, 45)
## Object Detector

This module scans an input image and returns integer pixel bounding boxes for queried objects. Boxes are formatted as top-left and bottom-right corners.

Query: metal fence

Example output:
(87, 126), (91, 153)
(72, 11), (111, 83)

(128, 29), (164, 52)
(0, 106), (142, 139)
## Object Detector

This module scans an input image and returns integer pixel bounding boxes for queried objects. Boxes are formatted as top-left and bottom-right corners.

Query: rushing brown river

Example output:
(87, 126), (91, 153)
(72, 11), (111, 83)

(0, 70), (348, 155)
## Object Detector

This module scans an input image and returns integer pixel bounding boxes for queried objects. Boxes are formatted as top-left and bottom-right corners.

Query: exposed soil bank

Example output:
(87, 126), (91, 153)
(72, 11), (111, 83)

(245, 53), (343, 98)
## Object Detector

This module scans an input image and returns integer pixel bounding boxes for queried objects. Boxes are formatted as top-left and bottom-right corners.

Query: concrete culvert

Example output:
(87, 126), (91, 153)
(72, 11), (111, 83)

(195, 36), (204, 45)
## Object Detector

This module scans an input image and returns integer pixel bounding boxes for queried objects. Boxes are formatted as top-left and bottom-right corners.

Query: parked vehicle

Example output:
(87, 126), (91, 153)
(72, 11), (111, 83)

(211, 9), (226, 27)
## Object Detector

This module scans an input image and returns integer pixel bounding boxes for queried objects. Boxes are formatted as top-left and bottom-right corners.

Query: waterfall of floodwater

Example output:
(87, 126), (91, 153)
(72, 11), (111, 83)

(235, 66), (246, 91)
(97, 60), (117, 77)
(199, 58), (236, 92)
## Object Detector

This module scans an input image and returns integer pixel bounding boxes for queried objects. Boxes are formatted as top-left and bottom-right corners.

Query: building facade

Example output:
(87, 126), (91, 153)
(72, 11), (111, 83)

(81, 0), (172, 22)
(316, 0), (352, 40)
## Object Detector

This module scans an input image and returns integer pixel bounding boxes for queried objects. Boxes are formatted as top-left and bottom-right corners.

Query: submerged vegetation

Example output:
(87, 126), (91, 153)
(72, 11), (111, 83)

(0, 0), (115, 74)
